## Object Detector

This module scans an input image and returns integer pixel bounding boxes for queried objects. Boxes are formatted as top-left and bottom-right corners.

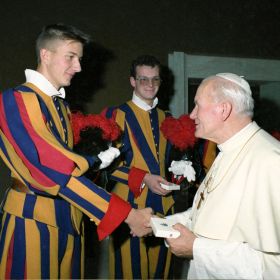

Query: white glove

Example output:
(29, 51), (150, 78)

(98, 147), (120, 169)
(168, 160), (196, 182)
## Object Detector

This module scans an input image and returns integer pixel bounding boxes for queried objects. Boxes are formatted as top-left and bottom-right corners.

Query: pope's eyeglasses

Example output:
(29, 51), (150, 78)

(135, 76), (161, 86)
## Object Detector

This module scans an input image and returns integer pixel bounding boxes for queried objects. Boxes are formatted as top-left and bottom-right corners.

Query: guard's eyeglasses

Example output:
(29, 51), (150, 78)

(135, 76), (161, 86)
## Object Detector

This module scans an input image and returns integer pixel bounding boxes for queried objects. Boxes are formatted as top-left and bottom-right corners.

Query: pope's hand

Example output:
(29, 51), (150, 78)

(166, 223), (196, 258)
(97, 147), (120, 169)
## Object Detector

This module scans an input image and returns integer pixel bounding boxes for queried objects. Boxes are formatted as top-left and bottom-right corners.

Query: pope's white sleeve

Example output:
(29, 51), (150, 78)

(189, 237), (263, 279)
(165, 208), (192, 228)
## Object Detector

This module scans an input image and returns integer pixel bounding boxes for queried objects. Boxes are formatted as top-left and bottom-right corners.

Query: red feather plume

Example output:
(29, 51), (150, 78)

(160, 114), (197, 151)
(71, 111), (121, 145)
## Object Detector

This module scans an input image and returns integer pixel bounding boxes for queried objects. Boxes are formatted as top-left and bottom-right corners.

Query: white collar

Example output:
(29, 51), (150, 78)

(132, 92), (158, 111)
(218, 122), (257, 152)
(25, 69), (66, 99)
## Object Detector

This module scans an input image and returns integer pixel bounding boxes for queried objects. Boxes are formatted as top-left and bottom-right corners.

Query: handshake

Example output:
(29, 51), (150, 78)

(125, 208), (191, 239)
(97, 147), (120, 169)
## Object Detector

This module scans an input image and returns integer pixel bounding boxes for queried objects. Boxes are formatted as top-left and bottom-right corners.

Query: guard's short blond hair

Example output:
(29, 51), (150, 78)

(35, 23), (90, 63)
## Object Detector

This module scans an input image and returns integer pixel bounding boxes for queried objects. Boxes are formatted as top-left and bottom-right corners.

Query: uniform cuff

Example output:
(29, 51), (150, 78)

(97, 194), (132, 240)
(128, 167), (148, 198)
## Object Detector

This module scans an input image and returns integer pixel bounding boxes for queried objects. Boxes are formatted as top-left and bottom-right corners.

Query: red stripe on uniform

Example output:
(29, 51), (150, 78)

(0, 94), (56, 188)
(5, 233), (14, 279)
(16, 94), (75, 174)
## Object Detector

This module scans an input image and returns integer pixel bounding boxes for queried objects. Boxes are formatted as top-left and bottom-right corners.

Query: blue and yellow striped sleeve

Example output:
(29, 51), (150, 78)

(0, 88), (131, 239)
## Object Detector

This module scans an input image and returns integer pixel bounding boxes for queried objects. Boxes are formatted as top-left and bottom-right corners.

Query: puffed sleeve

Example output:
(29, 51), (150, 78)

(0, 88), (132, 240)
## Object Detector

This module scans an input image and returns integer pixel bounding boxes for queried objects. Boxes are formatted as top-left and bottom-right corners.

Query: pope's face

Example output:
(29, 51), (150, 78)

(40, 39), (83, 89)
(190, 81), (222, 142)
(130, 65), (160, 106)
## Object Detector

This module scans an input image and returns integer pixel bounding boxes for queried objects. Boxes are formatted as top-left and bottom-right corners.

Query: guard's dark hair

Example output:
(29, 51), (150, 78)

(130, 55), (161, 78)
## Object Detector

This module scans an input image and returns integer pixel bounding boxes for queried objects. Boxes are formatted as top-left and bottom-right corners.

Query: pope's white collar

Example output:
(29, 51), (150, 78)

(218, 121), (255, 152)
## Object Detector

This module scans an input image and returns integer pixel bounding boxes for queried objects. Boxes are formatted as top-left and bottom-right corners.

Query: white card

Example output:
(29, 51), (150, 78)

(150, 217), (180, 238)
(160, 182), (180, 191)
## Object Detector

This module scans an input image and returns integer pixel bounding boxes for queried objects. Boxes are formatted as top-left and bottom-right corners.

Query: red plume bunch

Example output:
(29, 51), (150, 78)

(160, 114), (197, 151)
(71, 111), (121, 145)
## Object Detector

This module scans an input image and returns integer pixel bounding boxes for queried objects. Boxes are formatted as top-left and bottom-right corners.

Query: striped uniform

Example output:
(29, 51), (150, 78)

(103, 101), (174, 279)
(200, 139), (218, 172)
(0, 84), (131, 279)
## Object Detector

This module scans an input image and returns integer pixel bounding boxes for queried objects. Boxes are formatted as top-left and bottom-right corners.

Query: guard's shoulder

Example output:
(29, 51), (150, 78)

(1, 86), (36, 98)
(163, 109), (172, 117)
(14, 85), (36, 94)
(101, 105), (121, 119)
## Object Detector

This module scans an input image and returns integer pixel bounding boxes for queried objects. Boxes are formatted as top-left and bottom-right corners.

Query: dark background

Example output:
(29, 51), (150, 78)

(1, 0), (280, 113)
(1, 0), (280, 191)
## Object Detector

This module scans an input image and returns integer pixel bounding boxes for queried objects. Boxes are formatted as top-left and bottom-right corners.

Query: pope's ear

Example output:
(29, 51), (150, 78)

(219, 101), (232, 121)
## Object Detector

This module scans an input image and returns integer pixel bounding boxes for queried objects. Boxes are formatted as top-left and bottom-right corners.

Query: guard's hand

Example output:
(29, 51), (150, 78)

(143, 174), (172, 196)
(125, 208), (153, 237)
(97, 147), (120, 169)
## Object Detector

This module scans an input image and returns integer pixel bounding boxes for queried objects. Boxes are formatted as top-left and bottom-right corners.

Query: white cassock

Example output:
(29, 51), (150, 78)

(168, 122), (280, 279)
